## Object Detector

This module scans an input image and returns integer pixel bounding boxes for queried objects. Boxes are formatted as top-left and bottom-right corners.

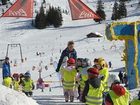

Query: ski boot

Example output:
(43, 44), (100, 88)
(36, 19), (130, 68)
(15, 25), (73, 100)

(70, 96), (74, 102)
(64, 91), (69, 102)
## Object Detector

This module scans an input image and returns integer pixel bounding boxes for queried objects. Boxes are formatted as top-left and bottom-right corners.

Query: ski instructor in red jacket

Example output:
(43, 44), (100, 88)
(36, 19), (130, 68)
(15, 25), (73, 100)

(56, 41), (77, 72)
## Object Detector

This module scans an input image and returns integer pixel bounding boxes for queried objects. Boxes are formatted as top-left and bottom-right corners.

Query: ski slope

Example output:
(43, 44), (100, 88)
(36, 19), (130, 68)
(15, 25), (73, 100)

(0, 0), (140, 105)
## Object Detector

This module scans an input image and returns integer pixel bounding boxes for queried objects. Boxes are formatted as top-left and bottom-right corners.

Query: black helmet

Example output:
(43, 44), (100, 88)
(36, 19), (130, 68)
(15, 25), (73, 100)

(77, 58), (83, 62)
(5, 57), (9, 60)
(24, 72), (31, 77)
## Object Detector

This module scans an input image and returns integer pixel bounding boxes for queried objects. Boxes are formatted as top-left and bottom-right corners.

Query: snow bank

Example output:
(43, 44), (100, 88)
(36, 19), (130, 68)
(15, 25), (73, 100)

(0, 85), (38, 105)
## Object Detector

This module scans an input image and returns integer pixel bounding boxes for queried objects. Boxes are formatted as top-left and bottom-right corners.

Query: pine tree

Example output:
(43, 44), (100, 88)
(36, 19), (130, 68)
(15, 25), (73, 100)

(46, 6), (63, 28)
(94, 0), (106, 23)
(46, 6), (55, 26)
(53, 7), (63, 28)
(2, 0), (7, 5)
(35, 6), (47, 29)
(111, 1), (119, 20)
(118, 1), (127, 19)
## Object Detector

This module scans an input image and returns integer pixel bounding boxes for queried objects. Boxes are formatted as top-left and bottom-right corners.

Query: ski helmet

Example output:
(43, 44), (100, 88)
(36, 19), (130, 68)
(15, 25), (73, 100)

(24, 71), (31, 77)
(13, 73), (19, 78)
(98, 57), (108, 68)
(112, 84), (125, 96)
(87, 67), (99, 78)
(67, 58), (75, 64)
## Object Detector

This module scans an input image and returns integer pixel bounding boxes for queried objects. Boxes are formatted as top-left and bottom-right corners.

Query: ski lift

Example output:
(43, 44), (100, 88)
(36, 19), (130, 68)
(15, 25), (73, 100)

(6, 43), (24, 63)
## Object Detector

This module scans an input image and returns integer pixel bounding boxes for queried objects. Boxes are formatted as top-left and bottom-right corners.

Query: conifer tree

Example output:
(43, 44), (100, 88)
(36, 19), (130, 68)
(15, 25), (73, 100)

(35, 6), (47, 29)
(46, 6), (63, 28)
(118, 1), (127, 19)
(2, 0), (7, 5)
(94, 0), (106, 23)
(46, 6), (55, 26)
(111, 1), (119, 20)
(53, 7), (63, 28)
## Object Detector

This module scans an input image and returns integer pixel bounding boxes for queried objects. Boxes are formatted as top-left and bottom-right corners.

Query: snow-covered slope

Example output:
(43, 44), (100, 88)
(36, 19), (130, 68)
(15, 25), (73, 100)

(0, 85), (38, 105)
(0, 0), (140, 104)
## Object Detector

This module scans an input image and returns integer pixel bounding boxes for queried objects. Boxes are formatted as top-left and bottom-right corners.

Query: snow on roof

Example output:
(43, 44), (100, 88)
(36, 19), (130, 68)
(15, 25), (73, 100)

(0, 85), (38, 105)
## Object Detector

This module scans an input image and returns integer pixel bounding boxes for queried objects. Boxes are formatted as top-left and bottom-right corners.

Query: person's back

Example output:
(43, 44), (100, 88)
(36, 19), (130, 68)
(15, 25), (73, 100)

(61, 67), (77, 84)
(12, 73), (20, 91)
(60, 58), (77, 102)
(81, 68), (105, 105)
(105, 82), (129, 105)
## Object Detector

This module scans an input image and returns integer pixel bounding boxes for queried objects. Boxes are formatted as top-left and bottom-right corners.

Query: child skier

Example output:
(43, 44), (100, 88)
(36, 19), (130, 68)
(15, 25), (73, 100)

(12, 73), (20, 91)
(76, 58), (83, 99)
(104, 80), (129, 105)
(36, 77), (45, 92)
(22, 72), (35, 96)
(81, 67), (105, 105)
(60, 58), (77, 102)
(78, 58), (91, 101)
(3, 76), (12, 88)
(96, 58), (109, 92)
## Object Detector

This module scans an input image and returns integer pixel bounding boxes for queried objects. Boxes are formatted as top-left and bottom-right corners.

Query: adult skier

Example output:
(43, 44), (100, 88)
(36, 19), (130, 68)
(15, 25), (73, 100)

(56, 41), (77, 72)
(2, 57), (12, 88)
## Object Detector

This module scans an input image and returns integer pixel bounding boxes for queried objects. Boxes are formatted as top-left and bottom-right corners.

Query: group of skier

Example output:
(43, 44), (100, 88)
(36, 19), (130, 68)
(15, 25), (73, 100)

(56, 41), (140, 105)
(1, 40), (140, 104)
(2, 57), (35, 96)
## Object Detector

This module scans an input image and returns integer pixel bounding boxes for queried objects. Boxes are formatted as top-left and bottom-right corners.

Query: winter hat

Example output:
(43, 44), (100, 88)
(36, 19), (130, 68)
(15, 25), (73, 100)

(24, 71), (31, 77)
(77, 58), (83, 62)
(87, 68), (99, 78)
(112, 84), (126, 96)
(5, 57), (9, 60)
(13, 73), (19, 78)
(67, 58), (75, 64)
